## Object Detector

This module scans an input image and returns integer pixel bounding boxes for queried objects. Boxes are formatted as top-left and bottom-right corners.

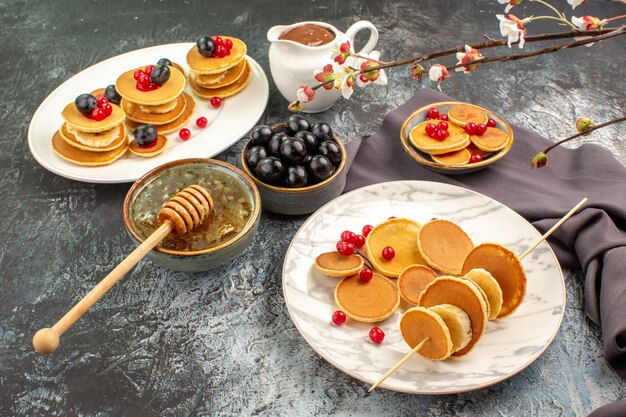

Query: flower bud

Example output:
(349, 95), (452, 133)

(575, 117), (595, 133)
(288, 101), (304, 113)
(531, 152), (548, 169)
(411, 64), (426, 80)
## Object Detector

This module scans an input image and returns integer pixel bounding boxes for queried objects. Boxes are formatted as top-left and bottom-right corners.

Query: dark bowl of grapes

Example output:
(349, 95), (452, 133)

(241, 115), (347, 215)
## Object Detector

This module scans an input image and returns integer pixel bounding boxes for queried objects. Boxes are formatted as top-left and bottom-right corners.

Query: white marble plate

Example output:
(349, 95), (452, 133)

(282, 181), (565, 394)
(28, 43), (269, 183)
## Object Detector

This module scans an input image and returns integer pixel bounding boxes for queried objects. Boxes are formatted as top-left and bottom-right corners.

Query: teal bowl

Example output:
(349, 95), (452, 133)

(241, 123), (347, 215)
(123, 158), (261, 272)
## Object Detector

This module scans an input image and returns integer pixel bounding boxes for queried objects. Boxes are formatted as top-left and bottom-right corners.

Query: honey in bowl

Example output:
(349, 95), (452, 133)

(279, 24), (335, 46)
(130, 164), (253, 252)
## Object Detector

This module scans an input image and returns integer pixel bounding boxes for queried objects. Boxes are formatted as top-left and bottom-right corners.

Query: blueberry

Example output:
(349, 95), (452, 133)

(255, 157), (285, 184)
(150, 64), (170, 86)
(134, 124), (158, 147)
(280, 138), (307, 165)
(157, 57), (172, 67)
(318, 140), (342, 166)
(307, 155), (334, 182)
(286, 165), (308, 188)
(312, 122), (333, 142)
(294, 131), (317, 153)
(249, 125), (274, 146)
(286, 115), (311, 135)
(196, 36), (215, 57)
(246, 146), (268, 170)
(74, 93), (98, 115)
(103, 85), (121, 105)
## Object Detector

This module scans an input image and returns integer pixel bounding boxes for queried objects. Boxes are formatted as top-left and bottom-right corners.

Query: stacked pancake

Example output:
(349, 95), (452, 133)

(116, 65), (195, 135)
(52, 93), (127, 166)
(409, 103), (511, 165)
(186, 37), (251, 99)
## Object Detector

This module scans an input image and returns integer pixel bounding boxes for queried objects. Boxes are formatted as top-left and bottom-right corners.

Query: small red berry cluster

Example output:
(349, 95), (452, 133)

(464, 118), (496, 136)
(336, 228), (367, 256)
(88, 95), (113, 121)
(212, 36), (234, 58)
(425, 107), (449, 142)
(331, 311), (385, 344)
(134, 65), (160, 92)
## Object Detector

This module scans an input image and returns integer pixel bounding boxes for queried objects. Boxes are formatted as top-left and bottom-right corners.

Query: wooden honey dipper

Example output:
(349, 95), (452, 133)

(32, 185), (214, 354)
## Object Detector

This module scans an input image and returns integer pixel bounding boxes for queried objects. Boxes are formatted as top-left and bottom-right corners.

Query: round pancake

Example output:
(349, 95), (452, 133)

(121, 94), (186, 124)
(470, 127), (509, 152)
(397, 264), (438, 305)
(115, 65), (186, 106)
(418, 276), (488, 357)
(191, 59), (246, 89)
(334, 273), (400, 323)
(431, 148), (471, 165)
(314, 251), (364, 278)
(400, 307), (452, 360)
(139, 97), (179, 114)
(186, 36), (247, 74)
(60, 123), (126, 151)
(125, 92), (196, 135)
(52, 130), (127, 166)
(129, 135), (168, 158)
(447, 104), (488, 127)
(61, 102), (125, 133)
(190, 69), (228, 86)
(462, 268), (503, 320)
(462, 243), (526, 318)
(189, 60), (251, 99)
(428, 304), (472, 353)
(409, 120), (470, 155)
(417, 219), (474, 275)
(365, 218), (426, 278)
(466, 142), (492, 158)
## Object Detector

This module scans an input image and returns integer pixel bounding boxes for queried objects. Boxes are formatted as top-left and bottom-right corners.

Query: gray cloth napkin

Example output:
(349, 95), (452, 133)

(344, 89), (626, 416)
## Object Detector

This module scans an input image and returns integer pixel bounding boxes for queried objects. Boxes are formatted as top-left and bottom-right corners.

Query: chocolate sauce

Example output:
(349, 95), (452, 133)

(279, 24), (335, 47)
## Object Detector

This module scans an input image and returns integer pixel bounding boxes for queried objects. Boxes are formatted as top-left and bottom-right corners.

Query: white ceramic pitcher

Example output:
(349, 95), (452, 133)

(267, 21), (379, 113)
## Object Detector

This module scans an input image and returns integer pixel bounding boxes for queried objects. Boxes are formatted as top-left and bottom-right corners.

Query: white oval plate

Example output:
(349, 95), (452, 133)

(282, 181), (565, 394)
(28, 43), (269, 183)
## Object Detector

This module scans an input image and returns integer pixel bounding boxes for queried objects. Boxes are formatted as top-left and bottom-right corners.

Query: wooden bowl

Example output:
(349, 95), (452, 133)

(400, 101), (514, 174)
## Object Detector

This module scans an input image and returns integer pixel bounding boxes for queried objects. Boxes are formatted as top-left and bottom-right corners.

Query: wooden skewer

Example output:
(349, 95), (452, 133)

(368, 197), (588, 391)
(368, 337), (429, 392)
(519, 197), (588, 260)
(32, 185), (214, 355)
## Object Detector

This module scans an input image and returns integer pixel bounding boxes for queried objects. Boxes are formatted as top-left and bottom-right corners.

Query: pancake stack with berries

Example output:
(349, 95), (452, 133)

(187, 35), (251, 102)
(52, 86), (128, 166)
(115, 58), (195, 135)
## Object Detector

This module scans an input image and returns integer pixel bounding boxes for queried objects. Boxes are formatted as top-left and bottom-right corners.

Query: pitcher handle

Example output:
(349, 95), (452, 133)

(344, 20), (379, 54)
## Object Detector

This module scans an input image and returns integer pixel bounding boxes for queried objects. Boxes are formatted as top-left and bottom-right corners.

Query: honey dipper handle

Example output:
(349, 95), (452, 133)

(368, 337), (430, 393)
(32, 222), (173, 354)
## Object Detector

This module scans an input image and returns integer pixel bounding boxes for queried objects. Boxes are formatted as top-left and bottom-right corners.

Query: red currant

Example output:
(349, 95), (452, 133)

(464, 122), (477, 135)
(362, 225), (373, 237)
(213, 36), (223, 46)
(96, 95), (108, 108)
(487, 118), (497, 128)
(434, 129), (446, 141)
(354, 234), (365, 248)
(336, 241), (354, 256)
(475, 123), (487, 135)
(469, 154), (483, 163)
(210, 97), (222, 108)
(196, 116), (208, 128)
(332, 310), (346, 325)
(425, 123), (437, 136)
(144, 65), (155, 76)
(91, 107), (106, 121)
(369, 327), (385, 344)
(138, 73), (150, 86)
(359, 268), (373, 283)
(224, 38), (233, 50)
(438, 114), (448, 121)
(102, 103), (113, 116)
(179, 128), (191, 141)
(133, 69), (144, 81)
(437, 121), (448, 131)
(340, 230), (356, 243)
(382, 246), (395, 260)
(215, 45), (228, 58)
(427, 107), (439, 119)
(444, 130), (450, 138)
